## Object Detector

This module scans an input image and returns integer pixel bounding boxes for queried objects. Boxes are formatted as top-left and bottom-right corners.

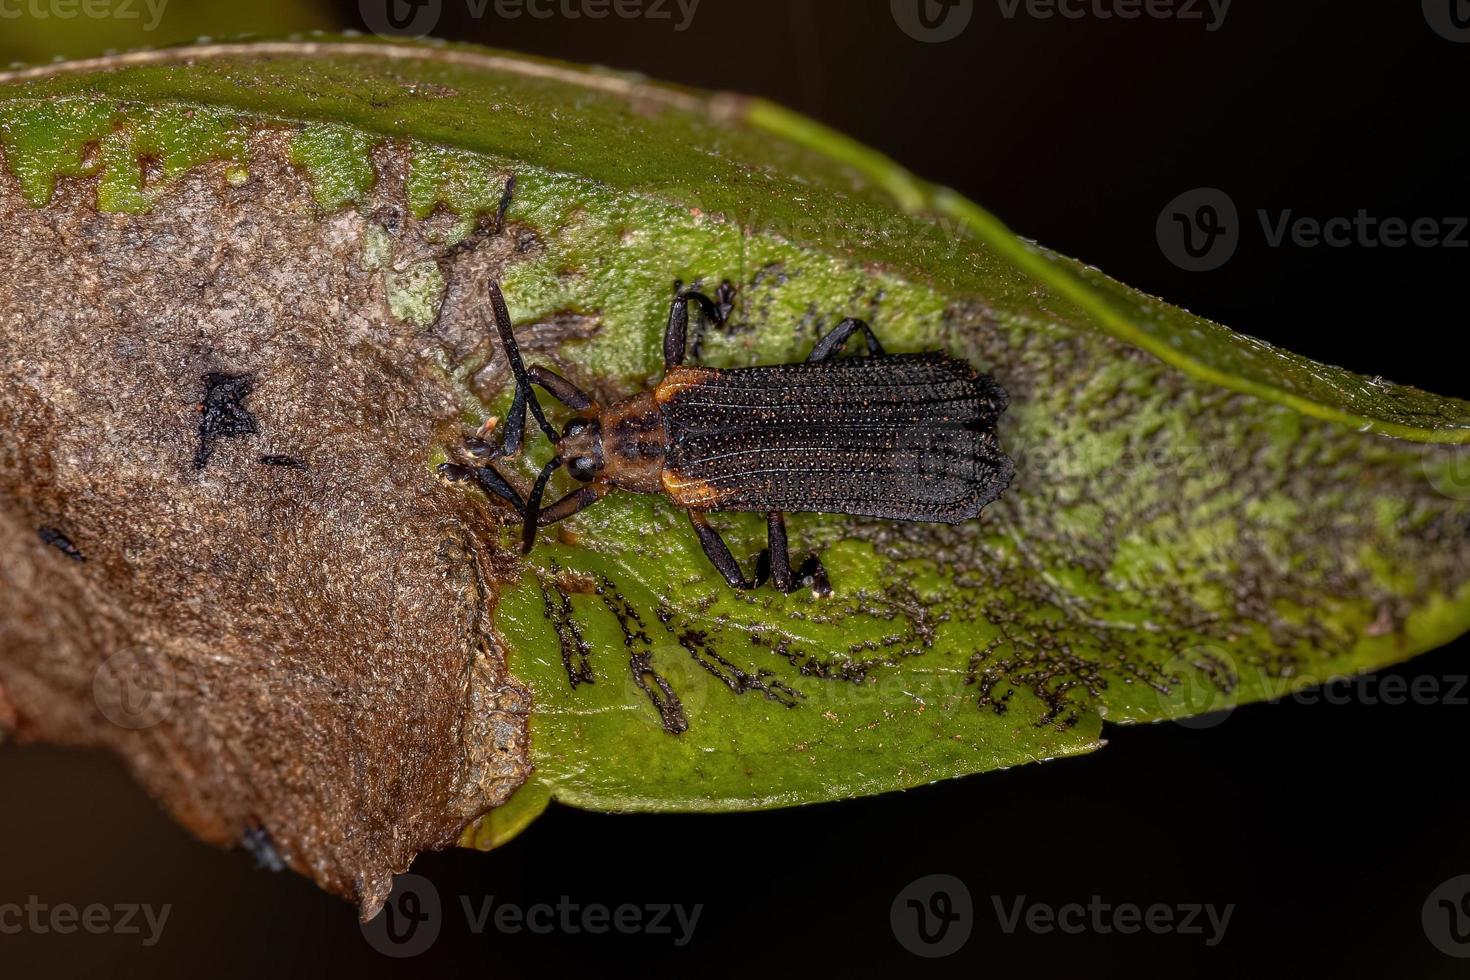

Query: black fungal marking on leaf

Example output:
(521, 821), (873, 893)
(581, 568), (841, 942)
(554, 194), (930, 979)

(194, 372), (258, 469)
(538, 567), (594, 689)
(37, 527), (84, 562)
(657, 606), (803, 708)
(748, 633), (877, 683)
(241, 824), (286, 873)
(258, 455), (308, 470)
(596, 576), (689, 735)
(965, 636), (1096, 730)
(530, 569), (695, 735)
(597, 578), (652, 648)
(531, 557), (956, 734)
(631, 652), (689, 736)
(1190, 650), (1238, 691)
(513, 228), (539, 255)
(494, 173), (517, 234)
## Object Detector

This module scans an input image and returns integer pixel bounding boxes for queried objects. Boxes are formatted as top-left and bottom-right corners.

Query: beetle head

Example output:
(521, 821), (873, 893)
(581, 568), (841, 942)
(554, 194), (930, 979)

(557, 419), (604, 482)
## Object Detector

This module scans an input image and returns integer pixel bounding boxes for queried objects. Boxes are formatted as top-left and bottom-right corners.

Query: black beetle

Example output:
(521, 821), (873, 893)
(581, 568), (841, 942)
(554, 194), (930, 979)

(441, 281), (1013, 596)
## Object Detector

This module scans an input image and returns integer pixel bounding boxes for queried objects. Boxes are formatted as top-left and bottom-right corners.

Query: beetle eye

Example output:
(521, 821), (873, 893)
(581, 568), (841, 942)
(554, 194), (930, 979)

(564, 420), (588, 438)
(567, 456), (599, 482)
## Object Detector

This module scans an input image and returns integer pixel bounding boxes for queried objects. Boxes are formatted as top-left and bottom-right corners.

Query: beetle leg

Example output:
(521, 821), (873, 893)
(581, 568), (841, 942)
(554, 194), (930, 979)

(765, 511), (794, 591)
(714, 280), (737, 323)
(489, 282), (561, 444)
(687, 511), (770, 590)
(480, 365), (595, 462)
(807, 318), (886, 362)
(537, 483), (611, 527)
(490, 381), (531, 459)
(664, 281), (731, 370)
(765, 511), (833, 597)
(438, 462), (526, 515)
(527, 365), (595, 412)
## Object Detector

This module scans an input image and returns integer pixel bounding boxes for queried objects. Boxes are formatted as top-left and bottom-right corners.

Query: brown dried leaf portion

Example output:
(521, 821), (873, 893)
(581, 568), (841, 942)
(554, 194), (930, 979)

(0, 131), (530, 917)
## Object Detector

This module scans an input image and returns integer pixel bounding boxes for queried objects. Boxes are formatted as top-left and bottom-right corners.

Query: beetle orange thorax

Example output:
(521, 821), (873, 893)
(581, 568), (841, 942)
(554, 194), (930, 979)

(595, 390), (668, 494)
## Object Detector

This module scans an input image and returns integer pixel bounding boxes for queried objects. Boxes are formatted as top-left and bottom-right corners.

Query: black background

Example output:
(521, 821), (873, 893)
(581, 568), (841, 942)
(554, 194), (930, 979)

(3, 1), (1469, 976)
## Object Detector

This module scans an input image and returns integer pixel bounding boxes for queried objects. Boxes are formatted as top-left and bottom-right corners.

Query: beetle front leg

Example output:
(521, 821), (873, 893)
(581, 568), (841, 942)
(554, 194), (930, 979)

(439, 462), (526, 515)
(687, 511), (769, 590)
(807, 318), (886, 362)
(486, 381), (531, 459)
(765, 511), (833, 597)
(480, 365), (595, 461)
(537, 483), (611, 527)
(664, 281), (733, 370)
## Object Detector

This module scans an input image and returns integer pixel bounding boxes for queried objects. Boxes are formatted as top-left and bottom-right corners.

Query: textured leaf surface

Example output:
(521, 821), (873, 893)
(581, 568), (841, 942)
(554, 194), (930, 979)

(1, 40), (1468, 846)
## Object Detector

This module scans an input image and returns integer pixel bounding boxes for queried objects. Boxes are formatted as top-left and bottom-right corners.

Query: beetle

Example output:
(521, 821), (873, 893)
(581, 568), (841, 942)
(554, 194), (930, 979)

(440, 281), (1014, 596)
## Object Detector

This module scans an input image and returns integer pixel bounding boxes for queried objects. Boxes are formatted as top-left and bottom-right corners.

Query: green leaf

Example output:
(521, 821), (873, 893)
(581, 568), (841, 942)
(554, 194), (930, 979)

(0, 0), (332, 66)
(5, 39), (1469, 838)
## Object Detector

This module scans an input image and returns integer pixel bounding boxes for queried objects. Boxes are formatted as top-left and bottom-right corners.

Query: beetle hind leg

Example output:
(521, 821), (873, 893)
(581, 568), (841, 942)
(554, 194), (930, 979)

(687, 511), (831, 596)
(688, 511), (768, 590)
(766, 511), (832, 597)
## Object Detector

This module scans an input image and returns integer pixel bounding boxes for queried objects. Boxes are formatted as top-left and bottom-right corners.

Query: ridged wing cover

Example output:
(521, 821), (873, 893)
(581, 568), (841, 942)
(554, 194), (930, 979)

(659, 353), (1013, 523)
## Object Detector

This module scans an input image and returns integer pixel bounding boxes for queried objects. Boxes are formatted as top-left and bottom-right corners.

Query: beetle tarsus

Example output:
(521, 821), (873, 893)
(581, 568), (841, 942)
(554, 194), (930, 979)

(807, 317), (886, 362)
(715, 280), (736, 322)
(439, 462), (526, 516)
(664, 280), (733, 370)
(765, 511), (832, 596)
(794, 555), (832, 598)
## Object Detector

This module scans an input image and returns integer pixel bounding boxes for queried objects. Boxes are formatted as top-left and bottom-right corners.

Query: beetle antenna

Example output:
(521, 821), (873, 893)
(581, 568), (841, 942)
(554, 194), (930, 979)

(522, 456), (562, 554)
(488, 281), (560, 445)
